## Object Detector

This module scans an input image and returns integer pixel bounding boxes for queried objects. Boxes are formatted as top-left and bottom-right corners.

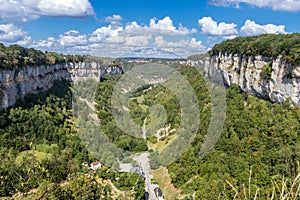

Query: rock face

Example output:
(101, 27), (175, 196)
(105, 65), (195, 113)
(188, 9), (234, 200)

(204, 53), (300, 106)
(0, 62), (123, 109)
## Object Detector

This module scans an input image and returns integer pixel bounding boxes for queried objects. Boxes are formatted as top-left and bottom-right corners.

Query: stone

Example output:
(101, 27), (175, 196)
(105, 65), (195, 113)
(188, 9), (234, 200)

(204, 53), (300, 106)
(0, 62), (123, 109)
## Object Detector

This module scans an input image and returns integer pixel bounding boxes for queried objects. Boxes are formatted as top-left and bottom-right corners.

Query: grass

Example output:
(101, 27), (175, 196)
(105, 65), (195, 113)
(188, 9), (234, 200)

(148, 133), (178, 151)
(223, 166), (300, 200)
(136, 95), (144, 104)
(15, 150), (51, 165)
(152, 167), (182, 200)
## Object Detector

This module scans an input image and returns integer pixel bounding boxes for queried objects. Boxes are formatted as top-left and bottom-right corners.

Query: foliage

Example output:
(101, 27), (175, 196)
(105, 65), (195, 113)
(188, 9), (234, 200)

(149, 152), (161, 170)
(223, 167), (300, 200)
(187, 53), (209, 61)
(209, 33), (300, 65)
(261, 61), (273, 80)
(0, 43), (86, 70)
(168, 82), (300, 199)
(0, 79), (145, 199)
(95, 74), (148, 152)
(97, 166), (145, 199)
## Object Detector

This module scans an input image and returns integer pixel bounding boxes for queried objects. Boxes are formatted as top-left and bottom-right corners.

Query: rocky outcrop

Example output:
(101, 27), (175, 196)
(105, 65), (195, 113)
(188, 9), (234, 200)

(205, 53), (300, 106)
(0, 62), (123, 109)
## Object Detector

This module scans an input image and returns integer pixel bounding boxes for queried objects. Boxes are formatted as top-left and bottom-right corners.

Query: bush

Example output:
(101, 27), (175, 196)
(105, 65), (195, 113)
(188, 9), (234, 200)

(261, 61), (273, 80)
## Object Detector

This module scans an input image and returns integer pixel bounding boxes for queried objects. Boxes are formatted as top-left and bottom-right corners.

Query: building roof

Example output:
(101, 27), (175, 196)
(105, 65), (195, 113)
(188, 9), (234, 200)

(91, 161), (100, 166)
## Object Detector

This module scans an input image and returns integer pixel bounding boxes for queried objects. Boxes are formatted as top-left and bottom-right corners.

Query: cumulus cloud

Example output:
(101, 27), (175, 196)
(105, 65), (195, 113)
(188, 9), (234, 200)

(59, 30), (88, 47)
(208, 0), (300, 12)
(125, 21), (141, 31)
(0, 23), (31, 45)
(149, 16), (197, 35)
(89, 25), (124, 43)
(124, 17), (197, 36)
(105, 15), (123, 25)
(155, 36), (203, 49)
(1, 16), (205, 58)
(198, 17), (238, 37)
(154, 36), (206, 57)
(31, 37), (57, 49)
(0, 0), (95, 23)
(87, 17), (203, 57)
(124, 35), (151, 47)
(150, 16), (175, 30)
(240, 20), (287, 35)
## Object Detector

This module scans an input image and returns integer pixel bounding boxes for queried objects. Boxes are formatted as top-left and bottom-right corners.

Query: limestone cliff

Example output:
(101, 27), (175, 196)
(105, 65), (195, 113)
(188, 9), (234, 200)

(0, 62), (123, 109)
(204, 53), (300, 105)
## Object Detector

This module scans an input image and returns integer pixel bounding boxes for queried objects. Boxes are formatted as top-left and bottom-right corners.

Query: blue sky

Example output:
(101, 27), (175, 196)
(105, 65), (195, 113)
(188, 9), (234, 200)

(0, 0), (300, 58)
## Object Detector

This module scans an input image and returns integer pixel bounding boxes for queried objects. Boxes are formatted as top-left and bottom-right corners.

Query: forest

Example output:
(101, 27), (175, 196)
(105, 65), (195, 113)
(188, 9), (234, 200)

(0, 43), (87, 70)
(0, 39), (300, 199)
(0, 79), (145, 199)
(103, 65), (300, 199)
(209, 33), (300, 65)
(166, 69), (300, 199)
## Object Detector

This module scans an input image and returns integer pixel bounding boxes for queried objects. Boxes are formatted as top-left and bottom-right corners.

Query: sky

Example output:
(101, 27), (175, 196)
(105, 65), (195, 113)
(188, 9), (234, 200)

(0, 0), (300, 58)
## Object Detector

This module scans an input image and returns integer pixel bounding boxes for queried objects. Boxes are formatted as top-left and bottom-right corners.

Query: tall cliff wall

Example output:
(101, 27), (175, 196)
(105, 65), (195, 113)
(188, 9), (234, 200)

(204, 53), (300, 106)
(0, 62), (123, 109)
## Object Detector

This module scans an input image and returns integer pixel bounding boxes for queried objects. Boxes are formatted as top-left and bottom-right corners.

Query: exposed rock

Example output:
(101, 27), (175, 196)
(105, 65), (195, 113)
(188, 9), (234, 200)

(204, 53), (300, 105)
(0, 62), (123, 109)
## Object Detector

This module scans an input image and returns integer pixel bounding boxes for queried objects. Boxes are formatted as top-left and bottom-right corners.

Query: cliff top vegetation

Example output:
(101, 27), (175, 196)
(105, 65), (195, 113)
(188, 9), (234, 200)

(0, 43), (87, 70)
(209, 33), (300, 65)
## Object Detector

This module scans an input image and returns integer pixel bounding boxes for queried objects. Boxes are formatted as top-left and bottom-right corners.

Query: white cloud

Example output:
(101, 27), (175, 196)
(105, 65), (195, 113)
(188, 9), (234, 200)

(154, 36), (202, 49)
(125, 21), (141, 30)
(59, 30), (88, 47)
(1, 16), (205, 58)
(105, 15), (123, 25)
(208, 0), (300, 12)
(87, 16), (204, 57)
(124, 35), (151, 47)
(31, 37), (57, 49)
(17, 36), (32, 46)
(124, 17), (196, 36)
(149, 16), (197, 35)
(89, 25), (124, 43)
(198, 17), (238, 37)
(150, 16), (175, 31)
(179, 23), (198, 35)
(240, 20), (287, 35)
(0, 23), (31, 45)
(0, 0), (95, 23)
(154, 36), (206, 57)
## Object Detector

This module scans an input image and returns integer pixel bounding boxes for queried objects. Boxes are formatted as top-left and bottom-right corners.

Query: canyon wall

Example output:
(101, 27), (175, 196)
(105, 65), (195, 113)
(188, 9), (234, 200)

(0, 62), (123, 108)
(204, 53), (300, 105)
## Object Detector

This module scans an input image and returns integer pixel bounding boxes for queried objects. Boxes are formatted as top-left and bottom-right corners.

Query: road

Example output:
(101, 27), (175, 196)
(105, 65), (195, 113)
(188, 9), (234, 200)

(136, 118), (157, 200)
(81, 98), (157, 199)
(136, 153), (156, 200)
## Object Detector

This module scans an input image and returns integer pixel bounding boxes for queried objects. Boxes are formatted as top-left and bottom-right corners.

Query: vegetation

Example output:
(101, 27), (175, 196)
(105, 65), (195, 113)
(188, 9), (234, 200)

(167, 82), (300, 199)
(121, 64), (300, 199)
(0, 79), (145, 199)
(1, 38), (300, 199)
(95, 74), (148, 152)
(187, 53), (209, 61)
(209, 33), (300, 65)
(152, 167), (182, 200)
(97, 166), (145, 199)
(261, 61), (273, 80)
(0, 43), (87, 70)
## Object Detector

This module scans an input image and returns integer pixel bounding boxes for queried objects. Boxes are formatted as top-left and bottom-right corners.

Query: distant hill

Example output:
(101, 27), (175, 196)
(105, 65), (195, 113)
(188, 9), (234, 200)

(120, 47), (185, 59)
(187, 53), (208, 61)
